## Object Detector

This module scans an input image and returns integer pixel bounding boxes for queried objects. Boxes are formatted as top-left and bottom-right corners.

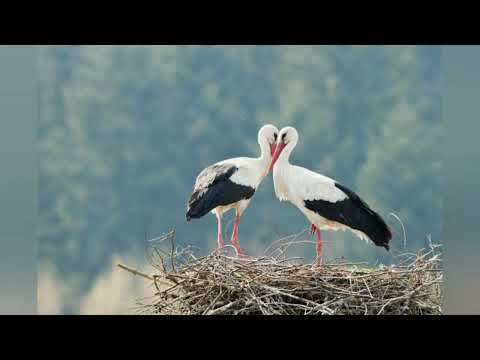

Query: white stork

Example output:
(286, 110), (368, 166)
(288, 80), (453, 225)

(186, 124), (279, 256)
(270, 126), (392, 265)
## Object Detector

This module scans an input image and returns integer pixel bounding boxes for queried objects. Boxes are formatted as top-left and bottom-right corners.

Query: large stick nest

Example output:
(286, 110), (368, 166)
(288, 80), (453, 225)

(121, 230), (443, 315)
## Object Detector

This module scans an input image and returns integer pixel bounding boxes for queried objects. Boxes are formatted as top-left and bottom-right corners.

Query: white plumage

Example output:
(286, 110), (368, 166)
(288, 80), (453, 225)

(276, 164), (348, 203)
(217, 157), (267, 189)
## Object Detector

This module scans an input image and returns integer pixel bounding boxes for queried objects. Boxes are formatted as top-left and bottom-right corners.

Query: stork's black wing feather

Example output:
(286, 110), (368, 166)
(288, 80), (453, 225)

(304, 182), (392, 250)
(186, 163), (255, 221)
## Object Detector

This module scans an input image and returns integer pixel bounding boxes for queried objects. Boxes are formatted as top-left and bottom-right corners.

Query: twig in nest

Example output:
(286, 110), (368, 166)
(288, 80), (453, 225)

(388, 212), (407, 250)
(117, 264), (153, 281)
(170, 228), (177, 273)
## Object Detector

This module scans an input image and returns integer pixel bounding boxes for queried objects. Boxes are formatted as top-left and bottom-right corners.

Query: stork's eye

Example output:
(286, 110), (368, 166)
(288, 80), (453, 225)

(273, 133), (278, 141)
(282, 133), (287, 140)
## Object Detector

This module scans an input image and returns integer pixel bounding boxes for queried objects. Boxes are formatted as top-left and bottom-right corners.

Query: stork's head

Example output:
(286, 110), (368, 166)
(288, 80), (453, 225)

(269, 126), (299, 173)
(258, 124), (279, 159)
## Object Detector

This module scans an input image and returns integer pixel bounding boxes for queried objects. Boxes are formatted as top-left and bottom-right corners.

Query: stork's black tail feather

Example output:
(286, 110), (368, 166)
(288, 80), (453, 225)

(359, 209), (392, 251)
(334, 183), (392, 250)
(186, 189), (214, 221)
(346, 206), (392, 250)
(304, 183), (393, 251)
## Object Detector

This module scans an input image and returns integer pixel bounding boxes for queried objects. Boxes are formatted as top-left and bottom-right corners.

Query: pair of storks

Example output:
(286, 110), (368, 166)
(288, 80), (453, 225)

(186, 125), (392, 264)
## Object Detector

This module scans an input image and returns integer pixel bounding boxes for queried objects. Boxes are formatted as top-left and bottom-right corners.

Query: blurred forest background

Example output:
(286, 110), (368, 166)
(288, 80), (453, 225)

(38, 45), (442, 314)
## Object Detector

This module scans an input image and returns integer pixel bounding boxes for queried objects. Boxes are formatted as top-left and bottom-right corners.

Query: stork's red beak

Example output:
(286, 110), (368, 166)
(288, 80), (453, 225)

(268, 142), (286, 173)
(270, 143), (277, 157)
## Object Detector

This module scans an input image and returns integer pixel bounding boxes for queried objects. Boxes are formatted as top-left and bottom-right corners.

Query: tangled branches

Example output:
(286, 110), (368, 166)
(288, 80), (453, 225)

(120, 230), (443, 315)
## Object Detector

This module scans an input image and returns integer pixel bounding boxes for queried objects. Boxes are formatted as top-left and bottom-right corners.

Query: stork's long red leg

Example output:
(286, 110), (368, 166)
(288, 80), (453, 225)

(216, 213), (225, 252)
(312, 225), (324, 266)
(231, 213), (246, 257)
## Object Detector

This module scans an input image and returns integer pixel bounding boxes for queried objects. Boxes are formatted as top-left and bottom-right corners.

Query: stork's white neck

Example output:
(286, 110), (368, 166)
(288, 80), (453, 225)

(276, 139), (297, 167)
(258, 138), (272, 165)
(254, 137), (273, 179)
